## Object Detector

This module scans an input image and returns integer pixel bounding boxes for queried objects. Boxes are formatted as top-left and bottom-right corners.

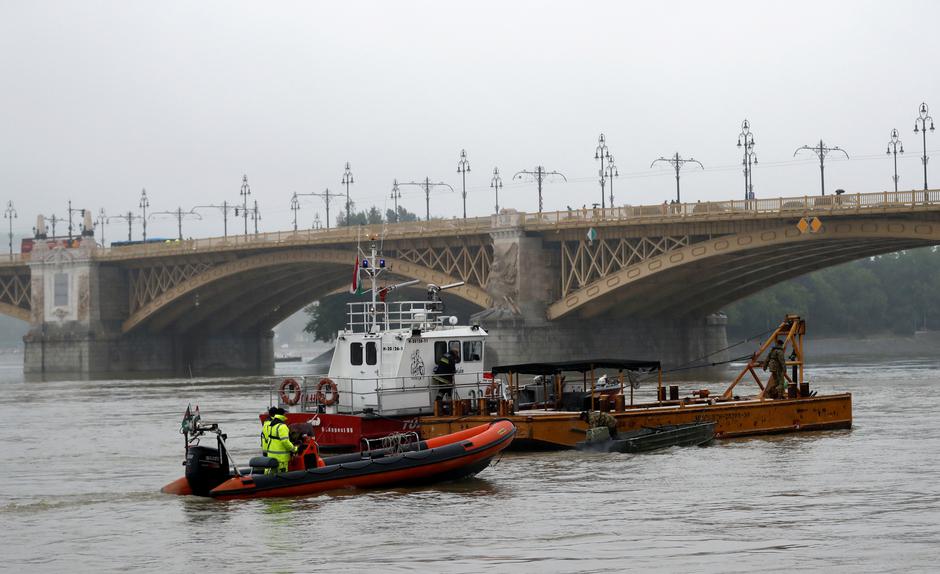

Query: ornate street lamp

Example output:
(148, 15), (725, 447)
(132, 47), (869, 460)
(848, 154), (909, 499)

(457, 149), (471, 219)
(914, 102), (935, 193)
(887, 128), (904, 193)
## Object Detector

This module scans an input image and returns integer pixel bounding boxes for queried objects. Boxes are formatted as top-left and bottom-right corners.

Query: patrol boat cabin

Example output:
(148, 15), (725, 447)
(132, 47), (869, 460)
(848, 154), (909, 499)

(272, 238), (493, 450)
(326, 293), (488, 416)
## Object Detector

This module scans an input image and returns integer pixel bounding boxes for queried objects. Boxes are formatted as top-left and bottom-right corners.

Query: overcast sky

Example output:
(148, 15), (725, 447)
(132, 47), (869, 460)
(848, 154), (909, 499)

(2, 0), (940, 241)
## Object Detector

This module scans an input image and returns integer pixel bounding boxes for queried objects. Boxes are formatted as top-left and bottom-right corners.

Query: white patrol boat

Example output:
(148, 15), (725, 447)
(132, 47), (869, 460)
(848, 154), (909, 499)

(269, 237), (497, 452)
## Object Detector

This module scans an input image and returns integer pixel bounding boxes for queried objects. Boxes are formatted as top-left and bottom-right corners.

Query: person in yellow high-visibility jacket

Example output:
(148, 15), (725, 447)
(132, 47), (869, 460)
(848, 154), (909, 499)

(260, 406), (278, 456)
(262, 408), (297, 473)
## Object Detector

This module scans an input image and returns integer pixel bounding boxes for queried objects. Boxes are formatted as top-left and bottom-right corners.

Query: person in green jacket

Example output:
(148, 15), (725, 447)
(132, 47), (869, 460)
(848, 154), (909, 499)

(260, 406), (278, 456)
(261, 407), (297, 473)
(762, 339), (787, 399)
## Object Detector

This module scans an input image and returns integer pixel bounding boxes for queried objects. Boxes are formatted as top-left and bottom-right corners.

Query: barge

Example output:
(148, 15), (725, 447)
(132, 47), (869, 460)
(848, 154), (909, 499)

(270, 237), (851, 450)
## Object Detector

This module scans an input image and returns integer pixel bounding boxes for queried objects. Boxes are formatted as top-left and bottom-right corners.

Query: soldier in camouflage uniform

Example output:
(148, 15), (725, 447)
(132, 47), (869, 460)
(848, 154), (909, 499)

(761, 339), (787, 399)
(581, 410), (619, 439)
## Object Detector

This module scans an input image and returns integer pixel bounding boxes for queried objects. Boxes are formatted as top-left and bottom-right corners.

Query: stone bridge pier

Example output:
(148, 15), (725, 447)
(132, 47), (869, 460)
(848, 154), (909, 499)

(474, 215), (729, 370)
(23, 240), (272, 375)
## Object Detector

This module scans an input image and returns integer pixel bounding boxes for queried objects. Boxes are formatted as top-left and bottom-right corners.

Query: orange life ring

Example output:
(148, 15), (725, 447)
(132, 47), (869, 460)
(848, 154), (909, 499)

(315, 378), (339, 406)
(279, 378), (302, 406)
(483, 380), (499, 398)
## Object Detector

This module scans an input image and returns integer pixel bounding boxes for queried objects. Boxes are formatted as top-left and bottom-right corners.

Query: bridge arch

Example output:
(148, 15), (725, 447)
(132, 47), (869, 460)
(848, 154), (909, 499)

(548, 218), (940, 319)
(0, 302), (29, 322)
(124, 248), (492, 333)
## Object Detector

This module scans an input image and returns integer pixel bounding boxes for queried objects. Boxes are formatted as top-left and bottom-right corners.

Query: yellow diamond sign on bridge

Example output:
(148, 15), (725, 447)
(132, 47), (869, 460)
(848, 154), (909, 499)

(810, 216), (822, 233)
(796, 218), (809, 233)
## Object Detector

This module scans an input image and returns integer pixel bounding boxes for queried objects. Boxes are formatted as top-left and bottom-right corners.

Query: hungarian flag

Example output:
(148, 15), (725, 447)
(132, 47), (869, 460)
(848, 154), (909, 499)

(350, 255), (361, 294)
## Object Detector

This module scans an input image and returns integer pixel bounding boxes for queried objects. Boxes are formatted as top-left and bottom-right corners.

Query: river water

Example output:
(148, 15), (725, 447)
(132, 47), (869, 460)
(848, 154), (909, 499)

(1, 356), (938, 573)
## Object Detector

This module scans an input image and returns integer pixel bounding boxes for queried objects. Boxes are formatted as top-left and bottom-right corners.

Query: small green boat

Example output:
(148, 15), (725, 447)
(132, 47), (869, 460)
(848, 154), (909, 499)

(576, 421), (716, 453)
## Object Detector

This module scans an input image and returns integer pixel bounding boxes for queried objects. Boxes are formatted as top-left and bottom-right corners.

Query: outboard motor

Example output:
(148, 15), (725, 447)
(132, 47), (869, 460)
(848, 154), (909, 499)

(177, 405), (234, 496)
(185, 444), (230, 496)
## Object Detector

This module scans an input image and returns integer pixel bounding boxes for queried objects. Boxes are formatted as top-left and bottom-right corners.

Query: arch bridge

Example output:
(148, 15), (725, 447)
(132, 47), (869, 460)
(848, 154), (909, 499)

(7, 189), (940, 374)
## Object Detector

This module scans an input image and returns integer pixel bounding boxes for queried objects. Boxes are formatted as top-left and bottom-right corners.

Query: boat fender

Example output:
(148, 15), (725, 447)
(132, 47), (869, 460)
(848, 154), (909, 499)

(279, 378), (302, 406)
(316, 378), (339, 406)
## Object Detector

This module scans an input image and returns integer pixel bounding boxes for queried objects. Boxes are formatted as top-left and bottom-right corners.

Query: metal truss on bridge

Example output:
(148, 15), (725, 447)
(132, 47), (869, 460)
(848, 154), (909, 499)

(390, 241), (492, 288)
(560, 235), (691, 297)
(0, 271), (30, 321)
(129, 260), (215, 314)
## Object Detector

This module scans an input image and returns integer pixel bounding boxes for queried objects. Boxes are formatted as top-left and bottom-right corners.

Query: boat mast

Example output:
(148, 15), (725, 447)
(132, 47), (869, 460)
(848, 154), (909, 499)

(367, 235), (383, 332)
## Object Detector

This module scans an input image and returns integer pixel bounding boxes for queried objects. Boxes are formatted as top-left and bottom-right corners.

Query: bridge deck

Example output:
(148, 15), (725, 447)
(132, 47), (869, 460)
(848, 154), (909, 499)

(2, 189), (939, 267)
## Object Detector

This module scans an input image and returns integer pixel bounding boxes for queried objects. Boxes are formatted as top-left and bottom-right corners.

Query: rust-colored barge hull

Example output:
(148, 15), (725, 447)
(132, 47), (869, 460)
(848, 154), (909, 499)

(418, 393), (852, 449)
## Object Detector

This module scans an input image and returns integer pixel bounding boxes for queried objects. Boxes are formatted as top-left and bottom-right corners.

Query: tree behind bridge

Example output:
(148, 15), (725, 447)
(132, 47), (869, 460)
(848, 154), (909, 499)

(335, 204), (418, 227)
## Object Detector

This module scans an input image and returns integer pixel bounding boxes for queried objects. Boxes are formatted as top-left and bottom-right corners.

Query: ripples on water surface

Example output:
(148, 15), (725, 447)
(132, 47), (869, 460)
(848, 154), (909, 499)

(1, 358), (938, 573)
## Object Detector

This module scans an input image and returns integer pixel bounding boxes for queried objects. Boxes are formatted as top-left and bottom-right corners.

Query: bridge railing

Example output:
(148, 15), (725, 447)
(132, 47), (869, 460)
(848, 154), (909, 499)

(0, 253), (24, 264)
(516, 189), (940, 227)
(91, 216), (494, 259)
(15, 188), (938, 263)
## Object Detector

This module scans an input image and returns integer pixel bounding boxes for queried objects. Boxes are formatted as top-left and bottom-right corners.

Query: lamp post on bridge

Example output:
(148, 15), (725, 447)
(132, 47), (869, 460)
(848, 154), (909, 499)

(737, 120), (757, 201)
(398, 178), (454, 221)
(389, 180), (402, 222)
(239, 175), (251, 236)
(595, 134), (611, 209)
(96, 208), (107, 246)
(604, 155), (619, 207)
(193, 202), (236, 238)
(341, 162), (354, 226)
(4, 201), (16, 256)
(234, 201), (259, 235)
(887, 128), (904, 193)
(290, 192), (301, 231)
(252, 200), (261, 234)
(793, 140), (849, 196)
(456, 149), (471, 219)
(139, 189), (149, 241)
(292, 189), (342, 230)
(650, 153), (703, 203)
(914, 102), (935, 194)
(513, 166), (567, 213)
(150, 207), (202, 241)
(44, 214), (62, 238)
(67, 200), (87, 242)
(108, 211), (140, 241)
(490, 167), (503, 214)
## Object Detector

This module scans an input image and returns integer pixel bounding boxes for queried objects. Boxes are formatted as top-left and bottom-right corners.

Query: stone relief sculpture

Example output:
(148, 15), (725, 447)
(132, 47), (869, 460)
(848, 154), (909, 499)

(480, 242), (520, 317)
(30, 276), (43, 323)
(78, 273), (89, 321)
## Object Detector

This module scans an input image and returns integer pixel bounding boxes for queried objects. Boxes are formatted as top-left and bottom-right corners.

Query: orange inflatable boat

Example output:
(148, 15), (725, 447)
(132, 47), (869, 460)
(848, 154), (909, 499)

(162, 413), (515, 500)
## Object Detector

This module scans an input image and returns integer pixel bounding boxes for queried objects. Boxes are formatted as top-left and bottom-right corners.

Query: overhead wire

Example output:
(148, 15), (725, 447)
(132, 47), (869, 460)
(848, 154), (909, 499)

(635, 326), (775, 381)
